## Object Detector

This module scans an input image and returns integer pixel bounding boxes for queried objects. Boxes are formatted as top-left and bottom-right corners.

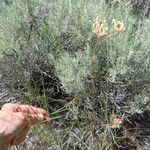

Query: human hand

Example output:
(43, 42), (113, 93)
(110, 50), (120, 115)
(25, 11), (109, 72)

(0, 103), (51, 150)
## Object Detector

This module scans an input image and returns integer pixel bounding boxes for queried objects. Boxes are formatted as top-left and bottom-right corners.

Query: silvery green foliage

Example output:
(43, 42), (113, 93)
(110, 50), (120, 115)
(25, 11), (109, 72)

(0, 0), (150, 149)
(129, 90), (149, 114)
(55, 49), (91, 94)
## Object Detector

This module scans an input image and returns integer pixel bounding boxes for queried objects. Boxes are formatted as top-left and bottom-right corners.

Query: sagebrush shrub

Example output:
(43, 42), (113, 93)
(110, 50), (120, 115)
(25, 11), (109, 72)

(0, 0), (149, 149)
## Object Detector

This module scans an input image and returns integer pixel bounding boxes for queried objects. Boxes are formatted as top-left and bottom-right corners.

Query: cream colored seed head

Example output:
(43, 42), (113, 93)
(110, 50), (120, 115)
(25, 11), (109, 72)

(110, 116), (123, 129)
(92, 17), (108, 38)
(112, 19), (125, 33)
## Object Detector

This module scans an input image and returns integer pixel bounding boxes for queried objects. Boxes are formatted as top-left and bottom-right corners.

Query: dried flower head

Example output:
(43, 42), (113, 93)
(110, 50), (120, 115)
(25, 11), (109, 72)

(110, 116), (123, 129)
(112, 19), (125, 33)
(92, 17), (108, 38)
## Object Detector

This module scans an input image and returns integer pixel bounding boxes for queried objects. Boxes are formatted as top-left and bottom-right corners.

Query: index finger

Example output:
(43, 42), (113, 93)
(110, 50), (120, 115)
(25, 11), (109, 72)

(25, 114), (51, 126)
(1, 103), (47, 116)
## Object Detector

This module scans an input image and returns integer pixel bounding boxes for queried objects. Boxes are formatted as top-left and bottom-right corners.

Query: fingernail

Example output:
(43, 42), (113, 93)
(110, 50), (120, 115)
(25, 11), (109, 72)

(38, 114), (44, 120)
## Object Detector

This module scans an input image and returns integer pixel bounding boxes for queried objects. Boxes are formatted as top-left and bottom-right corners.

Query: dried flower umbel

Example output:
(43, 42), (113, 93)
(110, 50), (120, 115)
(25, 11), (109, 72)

(92, 17), (108, 39)
(109, 115), (123, 129)
(112, 19), (125, 33)
(92, 17), (125, 38)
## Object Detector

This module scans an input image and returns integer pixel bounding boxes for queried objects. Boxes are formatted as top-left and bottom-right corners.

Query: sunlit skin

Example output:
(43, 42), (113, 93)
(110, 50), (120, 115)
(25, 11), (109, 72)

(0, 103), (51, 150)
